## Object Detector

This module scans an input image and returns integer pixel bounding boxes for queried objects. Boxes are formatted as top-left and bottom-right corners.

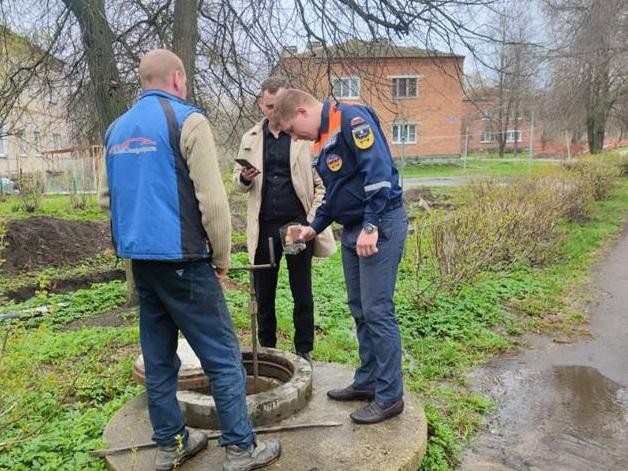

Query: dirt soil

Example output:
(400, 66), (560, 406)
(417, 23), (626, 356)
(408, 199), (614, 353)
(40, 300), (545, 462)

(63, 307), (137, 331)
(1, 216), (112, 274)
(459, 224), (628, 471)
(5, 269), (125, 302)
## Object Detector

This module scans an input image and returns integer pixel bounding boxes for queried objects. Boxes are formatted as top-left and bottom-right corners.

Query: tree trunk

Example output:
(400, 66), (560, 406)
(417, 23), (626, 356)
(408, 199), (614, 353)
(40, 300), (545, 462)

(63, 0), (135, 303)
(587, 112), (606, 154)
(62, 0), (127, 140)
(172, 0), (199, 102)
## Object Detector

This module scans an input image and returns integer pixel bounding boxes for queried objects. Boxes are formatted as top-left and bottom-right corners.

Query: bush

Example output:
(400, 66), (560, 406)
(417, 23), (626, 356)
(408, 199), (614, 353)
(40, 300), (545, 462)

(413, 153), (628, 306)
(607, 151), (628, 177)
(17, 172), (46, 213)
(416, 180), (554, 291)
(561, 158), (620, 200)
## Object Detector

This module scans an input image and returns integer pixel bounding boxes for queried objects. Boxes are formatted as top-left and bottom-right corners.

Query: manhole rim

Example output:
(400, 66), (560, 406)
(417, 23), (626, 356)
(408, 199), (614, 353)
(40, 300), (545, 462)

(177, 347), (313, 427)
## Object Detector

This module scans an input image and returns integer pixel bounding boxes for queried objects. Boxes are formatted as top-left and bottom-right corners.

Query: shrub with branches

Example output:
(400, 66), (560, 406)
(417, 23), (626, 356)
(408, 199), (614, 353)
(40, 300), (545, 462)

(412, 155), (625, 307)
(17, 172), (45, 213)
(561, 158), (620, 200)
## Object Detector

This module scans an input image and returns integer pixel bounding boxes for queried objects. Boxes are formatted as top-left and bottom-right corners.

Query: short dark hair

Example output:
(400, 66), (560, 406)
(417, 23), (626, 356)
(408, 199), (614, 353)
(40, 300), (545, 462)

(260, 77), (290, 95)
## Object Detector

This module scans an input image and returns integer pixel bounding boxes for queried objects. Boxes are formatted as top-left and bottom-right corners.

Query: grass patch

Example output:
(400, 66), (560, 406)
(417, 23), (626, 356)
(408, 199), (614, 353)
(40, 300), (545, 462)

(0, 151), (626, 470)
(401, 159), (559, 179)
(0, 194), (107, 222)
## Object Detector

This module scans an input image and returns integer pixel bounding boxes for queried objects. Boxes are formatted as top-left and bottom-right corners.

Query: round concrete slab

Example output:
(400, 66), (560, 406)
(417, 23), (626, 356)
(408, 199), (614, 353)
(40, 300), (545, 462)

(133, 342), (313, 429)
(103, 362), (427, 471)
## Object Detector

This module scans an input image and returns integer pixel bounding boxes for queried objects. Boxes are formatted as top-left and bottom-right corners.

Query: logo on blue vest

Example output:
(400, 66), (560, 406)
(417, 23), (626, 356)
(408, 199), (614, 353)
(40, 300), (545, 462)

(110, 137), (158, 156)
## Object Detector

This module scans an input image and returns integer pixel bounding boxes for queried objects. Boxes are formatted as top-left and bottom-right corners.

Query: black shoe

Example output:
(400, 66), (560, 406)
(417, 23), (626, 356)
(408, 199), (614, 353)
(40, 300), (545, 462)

(350, 399), (404, 424)
(297, 351), (312, 363)
(327, 384), (375, 402)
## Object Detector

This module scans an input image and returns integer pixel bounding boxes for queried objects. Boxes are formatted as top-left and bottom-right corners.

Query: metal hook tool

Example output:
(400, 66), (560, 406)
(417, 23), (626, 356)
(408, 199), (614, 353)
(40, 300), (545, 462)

(229, 237), (276, 391)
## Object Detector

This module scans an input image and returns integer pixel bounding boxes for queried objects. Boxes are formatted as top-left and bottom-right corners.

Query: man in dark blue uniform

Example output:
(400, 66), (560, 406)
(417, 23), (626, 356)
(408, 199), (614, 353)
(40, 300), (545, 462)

(274, 89), (408, 424)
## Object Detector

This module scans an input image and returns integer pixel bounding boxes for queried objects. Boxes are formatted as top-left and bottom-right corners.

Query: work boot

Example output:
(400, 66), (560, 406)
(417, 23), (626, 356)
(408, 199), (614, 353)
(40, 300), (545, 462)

(350, 399), (404, 424)
(155, 429), (208, 471)
(327, 384), (375, 402)
(297, 351), (311, 363)
(223, 439), (281, 471)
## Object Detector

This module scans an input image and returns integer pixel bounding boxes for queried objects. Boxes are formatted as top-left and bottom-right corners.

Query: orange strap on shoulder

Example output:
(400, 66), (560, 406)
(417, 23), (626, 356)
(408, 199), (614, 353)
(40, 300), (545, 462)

(312, 105), (342, 156)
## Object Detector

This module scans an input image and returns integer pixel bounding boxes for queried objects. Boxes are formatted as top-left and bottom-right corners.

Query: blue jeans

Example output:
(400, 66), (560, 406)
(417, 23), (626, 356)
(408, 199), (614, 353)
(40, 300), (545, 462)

(341, 206), (408, 405)
(132, 259), (254, 448)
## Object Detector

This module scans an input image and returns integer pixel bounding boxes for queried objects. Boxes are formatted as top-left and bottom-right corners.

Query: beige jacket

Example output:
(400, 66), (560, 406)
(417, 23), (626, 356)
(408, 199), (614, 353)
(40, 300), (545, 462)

(233, 120), (336, 263)
(99, 113), (232, 269)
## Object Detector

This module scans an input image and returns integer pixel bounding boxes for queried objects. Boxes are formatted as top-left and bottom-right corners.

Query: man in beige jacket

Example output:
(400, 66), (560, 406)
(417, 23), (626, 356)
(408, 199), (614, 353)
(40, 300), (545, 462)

(234, 78), (335, 361)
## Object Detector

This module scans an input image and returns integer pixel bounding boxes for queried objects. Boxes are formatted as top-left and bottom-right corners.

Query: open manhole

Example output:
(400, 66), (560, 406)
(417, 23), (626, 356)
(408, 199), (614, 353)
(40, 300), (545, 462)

(132, 339), (312, 429)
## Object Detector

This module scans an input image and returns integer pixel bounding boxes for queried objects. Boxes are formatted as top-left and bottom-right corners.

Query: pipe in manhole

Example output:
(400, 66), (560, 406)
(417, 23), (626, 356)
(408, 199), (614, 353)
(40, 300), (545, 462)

(132, 340), (313, 429)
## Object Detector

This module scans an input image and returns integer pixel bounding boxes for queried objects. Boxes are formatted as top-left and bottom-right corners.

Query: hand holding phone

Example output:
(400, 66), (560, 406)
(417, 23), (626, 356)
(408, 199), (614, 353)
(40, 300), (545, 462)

(235, 158), (259, 172)
(235, 158), (260, 183)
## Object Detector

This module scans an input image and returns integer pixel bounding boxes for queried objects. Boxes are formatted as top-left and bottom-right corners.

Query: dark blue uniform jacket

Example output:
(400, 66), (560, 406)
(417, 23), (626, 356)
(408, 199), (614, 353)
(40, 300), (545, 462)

(310, 100), (403, 234)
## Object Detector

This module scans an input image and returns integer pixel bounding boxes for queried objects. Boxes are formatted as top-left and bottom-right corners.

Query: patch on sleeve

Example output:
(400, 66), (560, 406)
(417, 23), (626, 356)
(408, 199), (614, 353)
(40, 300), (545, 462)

(326, 154), (343, 172)
(350, 116), (365, 127)
(351, 123), (375, 150)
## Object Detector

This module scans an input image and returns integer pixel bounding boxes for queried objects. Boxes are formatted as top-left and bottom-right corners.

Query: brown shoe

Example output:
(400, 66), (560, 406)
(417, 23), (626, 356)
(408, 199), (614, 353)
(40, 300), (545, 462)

(350, 399), (404, 424)
(327, 384), (375, 401)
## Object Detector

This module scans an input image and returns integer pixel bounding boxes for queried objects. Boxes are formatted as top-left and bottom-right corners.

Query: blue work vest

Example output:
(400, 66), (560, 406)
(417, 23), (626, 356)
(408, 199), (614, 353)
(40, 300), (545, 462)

(104, 90), (209, 260)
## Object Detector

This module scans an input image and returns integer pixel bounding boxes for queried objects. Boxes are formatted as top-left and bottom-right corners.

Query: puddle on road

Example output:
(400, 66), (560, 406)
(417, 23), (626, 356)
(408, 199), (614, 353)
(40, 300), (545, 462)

(460, 365), (628, 471)
(552, 366), (627, 435)
(460, 228), (628, 471)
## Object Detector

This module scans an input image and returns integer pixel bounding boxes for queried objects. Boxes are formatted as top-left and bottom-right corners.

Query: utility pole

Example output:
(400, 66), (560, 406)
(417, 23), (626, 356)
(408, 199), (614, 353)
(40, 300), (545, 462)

(400, 126), (406, 190)
(528, 110), (534, 174)
(463, 126), (469, 170)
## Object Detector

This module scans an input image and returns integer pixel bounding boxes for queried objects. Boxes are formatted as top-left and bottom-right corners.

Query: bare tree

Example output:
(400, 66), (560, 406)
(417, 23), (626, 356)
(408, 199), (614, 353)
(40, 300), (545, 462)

(61, 0), (128, 139)
(474, 2), (540, 157)
(172, 0), (199, 101)
(544, 0), (628, 153)
(0, 0), (507, 147)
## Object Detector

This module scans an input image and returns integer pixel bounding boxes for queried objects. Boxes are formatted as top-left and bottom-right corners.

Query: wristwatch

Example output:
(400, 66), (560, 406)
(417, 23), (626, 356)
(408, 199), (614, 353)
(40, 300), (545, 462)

(363, 223), (378, 234)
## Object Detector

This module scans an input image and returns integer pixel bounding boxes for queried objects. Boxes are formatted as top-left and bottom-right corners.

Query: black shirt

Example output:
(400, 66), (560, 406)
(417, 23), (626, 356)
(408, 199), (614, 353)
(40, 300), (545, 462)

(259, 122), (306, 223)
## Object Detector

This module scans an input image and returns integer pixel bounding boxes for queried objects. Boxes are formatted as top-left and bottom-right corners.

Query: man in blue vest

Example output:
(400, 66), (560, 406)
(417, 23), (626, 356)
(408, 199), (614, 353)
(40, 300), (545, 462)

(99, 49), (280, 471)
(274, 89), (408, 425)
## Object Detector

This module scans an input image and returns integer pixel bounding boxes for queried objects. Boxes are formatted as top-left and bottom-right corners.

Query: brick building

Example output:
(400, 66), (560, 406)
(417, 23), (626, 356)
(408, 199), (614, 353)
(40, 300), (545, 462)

(278, 39), (465, 159)
(461, 94), (544, 155)
(0, 29), (72, 178)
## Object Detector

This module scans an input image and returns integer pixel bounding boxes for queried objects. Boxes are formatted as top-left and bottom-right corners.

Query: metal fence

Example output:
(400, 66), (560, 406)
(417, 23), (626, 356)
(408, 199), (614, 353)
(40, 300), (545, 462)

(36, 145), (103, 194)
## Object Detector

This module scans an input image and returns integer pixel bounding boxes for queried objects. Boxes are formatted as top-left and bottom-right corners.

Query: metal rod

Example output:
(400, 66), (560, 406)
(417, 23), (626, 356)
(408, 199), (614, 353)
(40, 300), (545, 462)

(250, 237), (275, 392)
(90, 421), (343, 457)
(249, 269), (258, 393)
(229, 263), (275, 271)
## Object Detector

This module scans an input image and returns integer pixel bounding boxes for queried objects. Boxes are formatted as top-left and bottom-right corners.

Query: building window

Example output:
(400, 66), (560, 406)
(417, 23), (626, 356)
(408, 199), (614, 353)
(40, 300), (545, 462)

(52, 133), (62, 149)
(33, 130), (42, 155)
(510, 110), (523, 121)
(392, 123), (417, 144)
(49, 87), (58, 105)
(391, 77), (418, 98)
(0, 128), (8, 157)
(27, 80), (38, 97)
(480, 131), (495, 143)
(16, 129), (27, 156)
(332, 77), (360, 99)
(505, 130), (522, 143)
(481, 110), (494, 121)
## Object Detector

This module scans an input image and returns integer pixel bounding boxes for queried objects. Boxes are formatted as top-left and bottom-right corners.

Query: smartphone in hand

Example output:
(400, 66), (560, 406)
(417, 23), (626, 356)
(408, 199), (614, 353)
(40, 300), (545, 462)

(235, 158), (259, 173)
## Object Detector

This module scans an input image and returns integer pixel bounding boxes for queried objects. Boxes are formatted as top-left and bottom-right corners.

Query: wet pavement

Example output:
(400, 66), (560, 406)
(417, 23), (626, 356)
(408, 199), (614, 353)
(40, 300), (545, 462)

(403, 176), (472, 188)
(459, 224), (628, 471)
